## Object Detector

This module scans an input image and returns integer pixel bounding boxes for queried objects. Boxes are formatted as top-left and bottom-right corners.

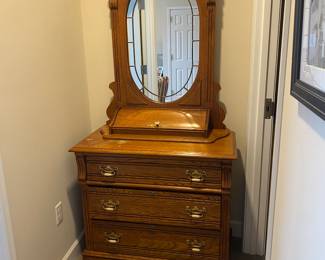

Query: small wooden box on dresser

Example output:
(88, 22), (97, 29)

(70, 0), (237, 259)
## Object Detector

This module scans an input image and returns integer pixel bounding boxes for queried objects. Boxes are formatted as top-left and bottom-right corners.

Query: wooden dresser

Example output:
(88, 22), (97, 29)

(71, 127), (236, 260)
(70, 0), (237, 259)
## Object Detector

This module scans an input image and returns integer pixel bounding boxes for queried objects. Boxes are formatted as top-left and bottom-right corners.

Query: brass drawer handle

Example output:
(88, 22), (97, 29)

(104, 232), (121, 244)
(186, 169), (207, 183)
(101, 200), (120, 212)
(186, 206), (206, 219)
(99, 165), (118, 177)
(187, 239), (205, 253)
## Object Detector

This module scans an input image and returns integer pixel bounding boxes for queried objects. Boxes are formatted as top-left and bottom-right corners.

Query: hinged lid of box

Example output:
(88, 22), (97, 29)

(108, 107), (210, 138)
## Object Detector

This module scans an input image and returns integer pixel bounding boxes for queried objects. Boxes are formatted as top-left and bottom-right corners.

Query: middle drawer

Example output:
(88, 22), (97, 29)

(87, 187), (221, 230)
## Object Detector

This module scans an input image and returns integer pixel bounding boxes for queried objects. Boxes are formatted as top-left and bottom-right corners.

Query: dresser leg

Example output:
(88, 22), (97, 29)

(221, 194), (231, 260)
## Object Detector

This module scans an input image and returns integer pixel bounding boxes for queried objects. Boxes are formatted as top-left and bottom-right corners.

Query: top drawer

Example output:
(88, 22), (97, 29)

(86, 157), (222, 189)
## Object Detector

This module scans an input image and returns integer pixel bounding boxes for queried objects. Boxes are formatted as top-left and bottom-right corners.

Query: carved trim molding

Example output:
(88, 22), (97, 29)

(207, 0), (216, 7)
(221, 164), (232, 190)
(76, 154), (87, 181)
(104, 0), (226, 129)
(109, 0), (118, 10)
(106, 82), (120, 124)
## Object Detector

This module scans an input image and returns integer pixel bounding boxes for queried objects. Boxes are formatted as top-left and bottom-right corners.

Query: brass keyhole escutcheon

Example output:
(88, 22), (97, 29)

(186, 169), (207, 183)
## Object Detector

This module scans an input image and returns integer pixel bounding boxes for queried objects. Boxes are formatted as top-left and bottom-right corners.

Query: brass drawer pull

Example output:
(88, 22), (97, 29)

(101, 200), (120, 212)
(187, 239), (205, 253)
(186, 206), (206, 219)
(104, 232), (121, 244)
(186, 169), (207, 183)
(99, 165), (118, 177)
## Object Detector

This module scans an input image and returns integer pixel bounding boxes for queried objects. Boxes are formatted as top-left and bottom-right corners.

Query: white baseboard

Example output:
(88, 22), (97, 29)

(231, 220), (243, 238)
(62, 231), (84, 260)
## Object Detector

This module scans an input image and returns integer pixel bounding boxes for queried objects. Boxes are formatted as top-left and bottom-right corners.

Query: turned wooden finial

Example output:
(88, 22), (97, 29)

(108, 0), (118, 10)
(207, 0), (216, 7)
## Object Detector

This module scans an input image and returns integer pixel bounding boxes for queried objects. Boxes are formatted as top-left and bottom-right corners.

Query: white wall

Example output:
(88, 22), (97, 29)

(216, 0), (253, 233)
(0, 0), (90, 259)
(81, 0), (114, 130)
(81, 0), (252, 234)
(270, 2), (325, 259)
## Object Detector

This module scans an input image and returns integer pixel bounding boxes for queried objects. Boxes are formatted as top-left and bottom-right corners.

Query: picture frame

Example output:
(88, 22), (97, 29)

(292, 0), (325, 120)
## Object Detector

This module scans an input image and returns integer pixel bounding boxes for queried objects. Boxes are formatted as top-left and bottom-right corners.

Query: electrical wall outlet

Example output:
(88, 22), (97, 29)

(55, 201), (63, 226)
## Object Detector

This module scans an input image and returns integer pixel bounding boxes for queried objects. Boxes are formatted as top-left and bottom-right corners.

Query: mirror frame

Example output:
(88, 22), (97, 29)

(107, 0), (226, 129)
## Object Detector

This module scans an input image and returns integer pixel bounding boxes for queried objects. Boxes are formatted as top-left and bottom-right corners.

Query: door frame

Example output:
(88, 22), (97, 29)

(265, 0), (293, 259)
(243, 0), (291, 255)
(243, 0), (277, 254)
(0, 155), (16, 260)
(143, 0), (158, 100)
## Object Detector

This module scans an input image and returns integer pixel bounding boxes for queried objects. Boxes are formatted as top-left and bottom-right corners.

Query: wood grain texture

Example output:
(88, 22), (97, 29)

(85, 182), (224, 195)
(86, 159), (222, 189)
(70, 1), (236, 260)
(109, 108), (210, 138)
(76, 154), (87, 181)
(102, 128), (230, 144)
(70, 126), (237, 160)
(87, 187), (221, 230)
(75, 155), (233, 260)
(80, 183), (92, 248)
(83, 250), (167, 260)
(221, 195), (231, 260)
(105, 0), (226, 130)
(90, 220), (221, 259)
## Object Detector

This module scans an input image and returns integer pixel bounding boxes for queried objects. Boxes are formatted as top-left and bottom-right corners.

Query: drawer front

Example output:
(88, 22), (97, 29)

(86, 159), (222, 189)
(83, 250), (165, 260)
(90, 220), (221, 260)
(87, 187), (221, 230)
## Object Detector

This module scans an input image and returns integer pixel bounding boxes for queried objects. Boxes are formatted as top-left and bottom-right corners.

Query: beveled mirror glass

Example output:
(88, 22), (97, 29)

(127, 0), (200, 103)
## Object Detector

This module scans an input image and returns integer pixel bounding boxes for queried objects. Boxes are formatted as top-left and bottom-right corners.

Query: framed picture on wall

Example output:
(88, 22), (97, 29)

(292, 0), (325, 120)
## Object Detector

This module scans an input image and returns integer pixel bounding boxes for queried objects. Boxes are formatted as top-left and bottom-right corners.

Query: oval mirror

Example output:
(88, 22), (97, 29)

(127, 0), (200, 103)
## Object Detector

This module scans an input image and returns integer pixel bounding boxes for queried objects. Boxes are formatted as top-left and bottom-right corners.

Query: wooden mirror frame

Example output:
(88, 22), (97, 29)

(107, 0), (226, 129)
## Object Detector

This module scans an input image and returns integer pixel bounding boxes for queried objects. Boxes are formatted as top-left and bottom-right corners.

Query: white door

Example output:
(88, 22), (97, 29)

(168, 8), (199, 102)
(243, 0), (286, 255)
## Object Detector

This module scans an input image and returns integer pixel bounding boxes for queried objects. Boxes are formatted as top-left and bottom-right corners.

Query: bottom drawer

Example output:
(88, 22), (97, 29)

(90, 220), (220, 260)
(83, 250), (166, 260)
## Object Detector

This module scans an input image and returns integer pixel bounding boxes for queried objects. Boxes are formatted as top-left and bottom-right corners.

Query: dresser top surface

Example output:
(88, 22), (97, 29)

(70, 126), (237, 160)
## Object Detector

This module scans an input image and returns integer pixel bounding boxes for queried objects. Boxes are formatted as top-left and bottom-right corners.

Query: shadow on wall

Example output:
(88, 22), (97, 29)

(214, 0), (228, 127)
(231, 149), (246, 236)
(298, 103), (325, 140)
(67, 154), (84, 238)
(213, 0), (246, 235)
(214, 0), (224, 83)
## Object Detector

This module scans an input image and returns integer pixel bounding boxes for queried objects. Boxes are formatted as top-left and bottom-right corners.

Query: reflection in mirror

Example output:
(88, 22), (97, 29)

(127, 0), (200, 103)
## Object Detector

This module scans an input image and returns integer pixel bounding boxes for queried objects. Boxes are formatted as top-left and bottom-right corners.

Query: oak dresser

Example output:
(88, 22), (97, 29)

(70, 0), (237, 259)
(71, 128), (236, 260)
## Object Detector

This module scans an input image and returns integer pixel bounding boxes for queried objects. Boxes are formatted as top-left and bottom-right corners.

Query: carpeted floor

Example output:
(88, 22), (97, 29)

(231, 238), (265, 260)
